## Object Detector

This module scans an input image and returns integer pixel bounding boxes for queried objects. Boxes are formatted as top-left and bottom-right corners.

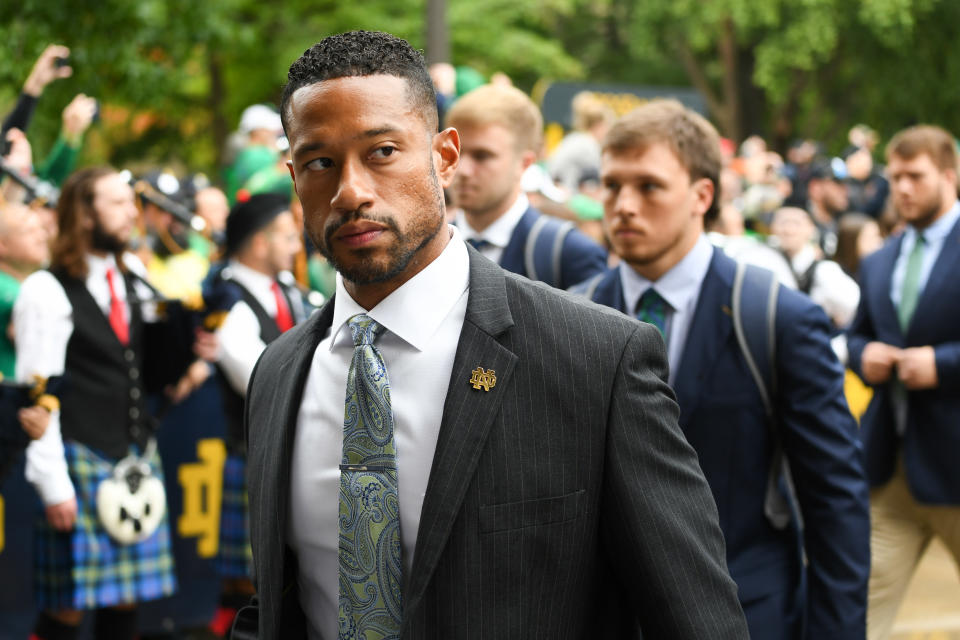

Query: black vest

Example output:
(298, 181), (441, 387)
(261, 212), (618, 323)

(217, 280), (294, 452)
(54, 268), (152, 460)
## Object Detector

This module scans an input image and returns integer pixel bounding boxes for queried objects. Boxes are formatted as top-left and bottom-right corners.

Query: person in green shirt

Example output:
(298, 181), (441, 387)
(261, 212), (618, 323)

(0, 202), (50, 378)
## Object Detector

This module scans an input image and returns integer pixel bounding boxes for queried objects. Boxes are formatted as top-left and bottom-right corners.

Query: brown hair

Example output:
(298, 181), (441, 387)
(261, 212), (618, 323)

(444, 84), (543, 153)
(834, 212), (875, 278)
(52, 167), (122, 279)
(603, 99), (722, 224)
(885, 124), (957, 172)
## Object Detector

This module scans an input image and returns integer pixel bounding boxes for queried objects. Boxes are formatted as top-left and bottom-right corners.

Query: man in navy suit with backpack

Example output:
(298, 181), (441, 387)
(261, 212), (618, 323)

(573, 99), (870, 640)
(445, 84), (606, 289)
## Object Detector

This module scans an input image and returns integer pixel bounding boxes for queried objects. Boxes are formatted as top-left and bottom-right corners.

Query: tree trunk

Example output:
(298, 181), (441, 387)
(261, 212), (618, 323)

(425, 0), (450, 64)
(207, 49), (228, 173)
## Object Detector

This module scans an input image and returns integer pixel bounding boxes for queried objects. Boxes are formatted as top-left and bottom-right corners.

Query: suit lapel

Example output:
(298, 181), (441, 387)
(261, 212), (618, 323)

(403, 249), (518, 626)
(908, 216), (960, 339)
(274, 300), (334, 553)
(590, 267), (626, 312)
(673, 250), (734, 430)
(498, 206), (536, 274)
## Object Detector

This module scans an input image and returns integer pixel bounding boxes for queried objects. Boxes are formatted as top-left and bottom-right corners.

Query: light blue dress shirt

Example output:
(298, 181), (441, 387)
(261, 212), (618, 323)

(890, 200), (960, 310)
(620, 234), (714, 385)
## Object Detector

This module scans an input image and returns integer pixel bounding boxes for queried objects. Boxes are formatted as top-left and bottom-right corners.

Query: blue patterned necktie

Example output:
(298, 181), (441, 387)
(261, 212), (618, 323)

(636, 287), (669, 336)
(338, 314), (402, 639)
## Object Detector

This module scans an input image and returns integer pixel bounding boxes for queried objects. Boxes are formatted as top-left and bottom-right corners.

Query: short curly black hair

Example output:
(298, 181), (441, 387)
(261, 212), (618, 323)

(280, 30), (437, 133)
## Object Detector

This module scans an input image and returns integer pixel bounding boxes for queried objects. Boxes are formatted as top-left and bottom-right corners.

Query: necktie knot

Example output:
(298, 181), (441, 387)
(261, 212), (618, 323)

(636, 288), (669, 336)
(348, 313), (385, 346)
(270, 281), (295, 332)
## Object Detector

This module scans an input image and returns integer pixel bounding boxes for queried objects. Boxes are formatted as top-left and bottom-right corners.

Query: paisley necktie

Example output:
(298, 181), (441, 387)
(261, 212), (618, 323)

(338, 314), (402, 639)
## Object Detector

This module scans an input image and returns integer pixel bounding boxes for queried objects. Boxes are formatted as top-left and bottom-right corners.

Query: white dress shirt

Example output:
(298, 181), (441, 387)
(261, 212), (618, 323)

(619, 234), (714, 385)
(787, 244), (860, 328)
(15, 253), (153, 506)
(216, 261), (285, 396)
(455, 192), (529, 264)
(287, 226), (470, 640)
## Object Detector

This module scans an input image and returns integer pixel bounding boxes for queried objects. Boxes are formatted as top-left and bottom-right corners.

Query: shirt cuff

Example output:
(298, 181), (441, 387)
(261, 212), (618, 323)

(24, 414), (76, 506)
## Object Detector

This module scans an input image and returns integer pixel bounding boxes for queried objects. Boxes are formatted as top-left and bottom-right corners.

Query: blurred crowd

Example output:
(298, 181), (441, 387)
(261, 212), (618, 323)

(0, 41), (953, 640)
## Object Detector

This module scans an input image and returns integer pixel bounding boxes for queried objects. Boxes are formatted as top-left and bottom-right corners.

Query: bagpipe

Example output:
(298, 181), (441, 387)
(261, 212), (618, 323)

(129, 173), (207, 235)
(0, 157), (60, 208)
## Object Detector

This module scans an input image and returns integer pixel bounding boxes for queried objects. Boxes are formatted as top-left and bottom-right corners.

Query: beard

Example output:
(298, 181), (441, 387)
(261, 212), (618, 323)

(311, 164), (446, 286)
(909, 189), (944, 230)
(90, 221), (128, 254)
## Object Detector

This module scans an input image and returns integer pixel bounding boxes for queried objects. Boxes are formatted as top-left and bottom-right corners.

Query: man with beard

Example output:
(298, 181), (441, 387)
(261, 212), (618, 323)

(806, 159), (849, 256)
(574, 99), (869, 640)
(236, 30), (748, 640)
(846, 125), (960, 640)
(14, 168), (177, 640)
(445, 84), (607, 289)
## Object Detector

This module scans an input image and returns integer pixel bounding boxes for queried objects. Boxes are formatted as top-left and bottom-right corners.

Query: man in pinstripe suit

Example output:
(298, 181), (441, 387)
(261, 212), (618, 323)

(233, 31), (748, 640)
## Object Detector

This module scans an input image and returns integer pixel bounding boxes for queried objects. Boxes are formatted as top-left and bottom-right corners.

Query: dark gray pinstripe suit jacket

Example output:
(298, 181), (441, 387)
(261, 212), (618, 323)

(236, 247), (748, 639)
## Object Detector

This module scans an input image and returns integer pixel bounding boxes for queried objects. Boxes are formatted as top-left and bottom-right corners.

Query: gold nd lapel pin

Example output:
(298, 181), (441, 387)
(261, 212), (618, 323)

(469, 367), (496, 391)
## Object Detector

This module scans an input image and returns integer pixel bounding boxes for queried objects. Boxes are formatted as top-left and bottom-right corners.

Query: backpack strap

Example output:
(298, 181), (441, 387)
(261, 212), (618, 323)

(731, 261), (803, 531)
(576, 272), (606, 299)
(524, 215), (575, 288)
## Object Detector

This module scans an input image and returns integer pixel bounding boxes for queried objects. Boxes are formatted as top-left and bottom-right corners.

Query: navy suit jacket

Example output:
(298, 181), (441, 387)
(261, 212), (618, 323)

(497, 206), (606, 289)
(847, 215), (960, 504)
(581, 248), (870, 640)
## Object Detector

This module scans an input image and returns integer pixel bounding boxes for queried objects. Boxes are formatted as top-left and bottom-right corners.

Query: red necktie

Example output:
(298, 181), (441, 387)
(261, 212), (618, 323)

(271, 281), (294, 332)
(106, 268), (130, 345)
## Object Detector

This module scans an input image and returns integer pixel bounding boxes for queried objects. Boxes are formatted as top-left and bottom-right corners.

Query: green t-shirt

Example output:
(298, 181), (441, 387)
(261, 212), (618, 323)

(0, 271), (21, 379)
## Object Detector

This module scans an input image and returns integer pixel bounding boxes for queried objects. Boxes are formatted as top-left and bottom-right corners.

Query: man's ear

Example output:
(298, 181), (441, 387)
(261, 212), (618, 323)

(691, 177), (715, 219)
(519, 149), (537, 172)
(433, 127), (460, 189)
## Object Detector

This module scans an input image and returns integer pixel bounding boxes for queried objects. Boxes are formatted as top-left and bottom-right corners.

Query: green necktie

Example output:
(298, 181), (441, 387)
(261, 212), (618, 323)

(636, 287), (669, 337)
(898, 234), (926, 332)
(338, 314), (402, 640)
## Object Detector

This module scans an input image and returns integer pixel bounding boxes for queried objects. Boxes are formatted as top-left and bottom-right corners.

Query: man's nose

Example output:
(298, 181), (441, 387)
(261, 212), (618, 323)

(612, 187), (640, 218)
(331, 158), (375, 212)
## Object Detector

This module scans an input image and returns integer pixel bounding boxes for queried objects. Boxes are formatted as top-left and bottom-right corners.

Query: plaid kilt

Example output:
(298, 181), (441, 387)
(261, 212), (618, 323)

(34, 440), (177, 610)
(215, 453), (252, 579)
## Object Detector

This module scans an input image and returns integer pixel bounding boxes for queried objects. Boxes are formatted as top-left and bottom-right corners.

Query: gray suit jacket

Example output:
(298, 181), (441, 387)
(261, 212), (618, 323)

(236, 248), (748, 639)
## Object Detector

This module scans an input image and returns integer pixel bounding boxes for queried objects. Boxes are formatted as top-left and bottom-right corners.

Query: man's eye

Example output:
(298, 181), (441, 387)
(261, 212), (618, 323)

(305, 157), (332, 171)
(372, 146), (396, 159)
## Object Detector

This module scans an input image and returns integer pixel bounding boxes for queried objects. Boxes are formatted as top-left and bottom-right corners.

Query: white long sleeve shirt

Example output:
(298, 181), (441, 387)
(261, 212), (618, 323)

(15, 253), (153, 506)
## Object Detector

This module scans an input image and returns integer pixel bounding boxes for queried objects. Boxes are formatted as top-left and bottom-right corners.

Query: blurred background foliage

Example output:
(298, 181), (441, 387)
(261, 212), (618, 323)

(2, 0), (958, 180)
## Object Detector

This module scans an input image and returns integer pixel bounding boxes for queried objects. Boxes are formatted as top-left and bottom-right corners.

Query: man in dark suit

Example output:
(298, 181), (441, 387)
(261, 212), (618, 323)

(846, 124), (960, 640)
(444, 84), (607, 289)
(235, 30), (748, 640)
(575, 99), (870, 640)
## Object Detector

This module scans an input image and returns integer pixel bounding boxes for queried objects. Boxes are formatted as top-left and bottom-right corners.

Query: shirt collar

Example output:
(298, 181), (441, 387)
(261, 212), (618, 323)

(907, 199), (960, 245)
(455, 193), (529, 249)
(619, 234), (714, 315)
(329, 225), (470, 352)
(789, 244), (818, 273)
(226, 260), (275, 293)
(86, 252), (119, 279)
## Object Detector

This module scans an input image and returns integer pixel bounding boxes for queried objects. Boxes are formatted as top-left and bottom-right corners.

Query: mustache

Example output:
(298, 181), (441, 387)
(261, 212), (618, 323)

(323, 210), (401, 247)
